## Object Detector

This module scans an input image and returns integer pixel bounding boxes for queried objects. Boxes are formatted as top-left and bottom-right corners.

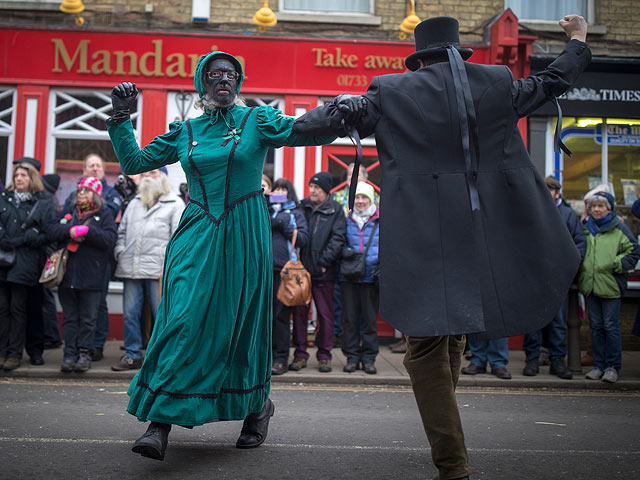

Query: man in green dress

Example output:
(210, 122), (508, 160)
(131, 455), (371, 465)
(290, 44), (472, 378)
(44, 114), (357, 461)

(107, 51), (334, 461)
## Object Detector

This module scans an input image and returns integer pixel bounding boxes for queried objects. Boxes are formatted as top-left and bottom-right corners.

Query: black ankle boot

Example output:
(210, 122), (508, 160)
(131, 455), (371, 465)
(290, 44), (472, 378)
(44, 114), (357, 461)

(132, 422), (171, 460)
(236, 398), (275, 449)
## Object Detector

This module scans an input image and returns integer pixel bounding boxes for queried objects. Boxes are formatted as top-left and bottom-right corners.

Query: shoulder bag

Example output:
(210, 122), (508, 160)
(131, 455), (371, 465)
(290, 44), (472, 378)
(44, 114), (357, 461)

(277, 229), (312, 307)
(340, 221), (378, 281)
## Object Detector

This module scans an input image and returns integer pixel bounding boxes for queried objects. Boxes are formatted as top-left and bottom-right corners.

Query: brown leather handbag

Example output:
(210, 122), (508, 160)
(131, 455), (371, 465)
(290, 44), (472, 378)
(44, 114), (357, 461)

(276, 229), (312, 307)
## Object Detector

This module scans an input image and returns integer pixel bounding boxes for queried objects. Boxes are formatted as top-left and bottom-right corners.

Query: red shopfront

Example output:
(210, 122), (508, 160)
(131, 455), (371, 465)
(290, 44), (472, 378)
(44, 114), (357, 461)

(0, 10), (533, 339)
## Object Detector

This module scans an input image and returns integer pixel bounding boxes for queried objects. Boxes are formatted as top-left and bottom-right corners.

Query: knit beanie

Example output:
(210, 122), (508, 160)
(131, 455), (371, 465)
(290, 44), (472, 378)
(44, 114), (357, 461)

(589, 191), (615, 210)
(78, 176), (103, 197)
(41, 174), (60, 194)
(308, 172), (332, 195)
(355, 181), (375, 205)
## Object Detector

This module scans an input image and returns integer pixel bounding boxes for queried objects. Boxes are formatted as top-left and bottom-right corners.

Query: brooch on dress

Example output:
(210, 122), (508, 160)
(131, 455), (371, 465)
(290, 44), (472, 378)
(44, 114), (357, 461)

(221, 128), (243, 147)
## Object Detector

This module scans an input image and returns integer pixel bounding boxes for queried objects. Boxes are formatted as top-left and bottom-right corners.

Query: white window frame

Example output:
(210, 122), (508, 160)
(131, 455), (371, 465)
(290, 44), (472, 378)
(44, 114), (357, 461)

(0, 88), (17, 185)
(505, 0), (606, 35)
(277, 0), (381, 26)
(505, 0), (593, 23)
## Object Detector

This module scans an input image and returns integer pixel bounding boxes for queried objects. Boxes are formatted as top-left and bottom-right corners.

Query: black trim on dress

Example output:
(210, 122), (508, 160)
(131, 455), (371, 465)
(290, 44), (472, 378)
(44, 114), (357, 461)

(136, 377), (271, 399)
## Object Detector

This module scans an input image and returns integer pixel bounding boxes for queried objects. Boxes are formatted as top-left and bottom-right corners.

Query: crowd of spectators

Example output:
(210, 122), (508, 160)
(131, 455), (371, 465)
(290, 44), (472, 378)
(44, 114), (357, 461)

(1, 158), (638, 382)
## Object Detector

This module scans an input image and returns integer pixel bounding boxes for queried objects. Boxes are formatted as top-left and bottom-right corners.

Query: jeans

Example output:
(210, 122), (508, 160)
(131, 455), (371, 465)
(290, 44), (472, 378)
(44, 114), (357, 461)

(523, 294), (568, 361)
(272, 272), (293, 364)
(58, 287), (101, 360)
(122, 278), (159, 360)
(292, 280), (334, 361)
(340, 282), (379, 365)
(467, 335), (509, 369)
(93, 262), (112, 349)
(404, 335), (470, 480)
(0, 281), (28, 359)
(586, 295), (622, 372)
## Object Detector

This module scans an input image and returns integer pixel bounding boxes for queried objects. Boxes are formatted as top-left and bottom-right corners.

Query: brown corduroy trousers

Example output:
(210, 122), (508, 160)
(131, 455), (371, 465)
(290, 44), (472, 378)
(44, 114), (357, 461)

(403, 335), (471, 480)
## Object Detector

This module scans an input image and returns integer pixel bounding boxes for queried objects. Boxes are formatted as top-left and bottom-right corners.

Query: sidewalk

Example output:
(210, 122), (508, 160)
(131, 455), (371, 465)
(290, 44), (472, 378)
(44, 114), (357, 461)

(2, 340), (640, 391)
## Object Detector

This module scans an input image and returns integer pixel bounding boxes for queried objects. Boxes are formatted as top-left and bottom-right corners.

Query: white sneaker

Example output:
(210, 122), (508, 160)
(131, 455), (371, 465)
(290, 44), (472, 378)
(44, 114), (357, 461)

(585, 368), (603, 380)
(602, 368), (618, 383)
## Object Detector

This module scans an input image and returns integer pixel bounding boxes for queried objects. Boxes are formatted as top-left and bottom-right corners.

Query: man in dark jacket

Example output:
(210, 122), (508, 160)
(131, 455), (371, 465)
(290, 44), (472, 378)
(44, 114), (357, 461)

(522, 176), (587, 379)
(290, 172), (345, 373)
(293, 14), (590, 480)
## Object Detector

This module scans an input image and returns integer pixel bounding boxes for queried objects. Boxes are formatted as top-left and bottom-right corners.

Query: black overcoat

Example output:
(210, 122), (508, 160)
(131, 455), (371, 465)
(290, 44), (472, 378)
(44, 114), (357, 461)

(293, 40), (591, 339)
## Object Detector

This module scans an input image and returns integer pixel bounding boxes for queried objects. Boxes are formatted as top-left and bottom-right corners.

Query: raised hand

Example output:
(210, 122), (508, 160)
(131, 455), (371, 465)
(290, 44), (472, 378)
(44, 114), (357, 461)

(559, 15), (587, 42)
(111, 82), (139, 113)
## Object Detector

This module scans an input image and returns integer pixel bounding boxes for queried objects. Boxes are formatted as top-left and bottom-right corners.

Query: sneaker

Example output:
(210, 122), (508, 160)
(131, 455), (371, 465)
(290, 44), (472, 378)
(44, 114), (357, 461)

(2, 357), (21, 371)
(111, 355), (143, 371)
(549, 357), (573, 379)
(60, 357), (76, 373)
(318, 359), (332, 373)
(288, 357), (307, 371)
(602, 368), (618, 383)
(91, 347), (104, 362)
(585, 367), (603, 380)
(74, 352), (92, 372)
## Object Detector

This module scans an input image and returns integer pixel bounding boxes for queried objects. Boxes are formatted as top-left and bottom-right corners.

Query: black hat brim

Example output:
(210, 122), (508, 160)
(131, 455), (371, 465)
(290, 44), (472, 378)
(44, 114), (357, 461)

(405, 46), (473, 71)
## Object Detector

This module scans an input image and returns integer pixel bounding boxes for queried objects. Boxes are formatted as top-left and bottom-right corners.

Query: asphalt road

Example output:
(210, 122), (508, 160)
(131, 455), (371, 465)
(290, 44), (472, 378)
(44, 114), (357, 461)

(1, 379), (639, 479)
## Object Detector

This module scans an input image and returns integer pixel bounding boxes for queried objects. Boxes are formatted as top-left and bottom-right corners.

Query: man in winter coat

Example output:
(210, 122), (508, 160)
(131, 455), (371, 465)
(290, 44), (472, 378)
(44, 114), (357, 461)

(580, 191), (639, 384)
(293, 14), (591, 480)
(290, 172), (345, 373)
(111, 168), (184, 371)
(522, 176), (587, 379)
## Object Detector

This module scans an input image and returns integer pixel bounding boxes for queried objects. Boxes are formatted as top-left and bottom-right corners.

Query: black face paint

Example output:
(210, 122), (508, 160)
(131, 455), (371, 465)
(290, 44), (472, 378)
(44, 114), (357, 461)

(204, 58), (238, 107)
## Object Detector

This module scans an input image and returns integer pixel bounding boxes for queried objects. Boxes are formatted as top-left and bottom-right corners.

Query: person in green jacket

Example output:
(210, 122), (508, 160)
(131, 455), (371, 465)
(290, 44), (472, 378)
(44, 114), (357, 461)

(106, 51), (335, 461)
(579, 191), (639, 383)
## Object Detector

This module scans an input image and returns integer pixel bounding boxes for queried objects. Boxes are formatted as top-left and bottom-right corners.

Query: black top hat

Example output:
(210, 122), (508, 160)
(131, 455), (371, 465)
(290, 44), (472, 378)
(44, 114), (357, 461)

(405, 17), (473, 71)
(13, 156), (42, 172)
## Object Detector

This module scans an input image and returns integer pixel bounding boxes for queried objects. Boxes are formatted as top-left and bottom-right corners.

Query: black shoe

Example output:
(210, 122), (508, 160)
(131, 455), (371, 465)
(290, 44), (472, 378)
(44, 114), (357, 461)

(343, 362), (358, 373)
(91, 347), (103, 362)
(43, 341), (62, 350)
(461, 363), (486, 375)
(236, 399), (275, 449)
(132, 422), (171, 461)
(491, 367), (512, 380)
(271, 362), (287, 376)
(318, 359), (332, 373)
(288, 357), (307, 371)
(549, 357), (573, 379)
(523, 359), (539, 376)
(362, 363), (377, 375)
(29, 355), (45, 366)
(111, 355), (143, 371)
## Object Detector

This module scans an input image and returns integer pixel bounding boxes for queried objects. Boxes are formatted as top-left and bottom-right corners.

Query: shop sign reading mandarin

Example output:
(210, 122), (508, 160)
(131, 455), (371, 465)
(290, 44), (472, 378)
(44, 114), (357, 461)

(0, 27), (488, 95)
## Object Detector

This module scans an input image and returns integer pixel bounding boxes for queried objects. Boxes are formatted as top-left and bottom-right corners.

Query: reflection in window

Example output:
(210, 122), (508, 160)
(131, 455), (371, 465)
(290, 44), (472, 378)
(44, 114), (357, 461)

(282, 0), (371, 14)
(506, 0), (588, 21)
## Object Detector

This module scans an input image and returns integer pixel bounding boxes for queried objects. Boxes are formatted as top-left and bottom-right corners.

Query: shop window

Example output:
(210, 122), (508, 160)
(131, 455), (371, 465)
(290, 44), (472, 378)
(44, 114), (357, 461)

(51, 89), (140, 204)
(281, 0), (372, 14)
(0, 88), (16, 186)
(559, 117), (640, 238)
(506, 0), (591, 22)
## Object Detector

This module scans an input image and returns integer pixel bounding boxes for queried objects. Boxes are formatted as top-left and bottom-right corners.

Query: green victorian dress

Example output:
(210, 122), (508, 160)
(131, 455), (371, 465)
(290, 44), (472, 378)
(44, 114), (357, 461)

(108, 99), (333, 426)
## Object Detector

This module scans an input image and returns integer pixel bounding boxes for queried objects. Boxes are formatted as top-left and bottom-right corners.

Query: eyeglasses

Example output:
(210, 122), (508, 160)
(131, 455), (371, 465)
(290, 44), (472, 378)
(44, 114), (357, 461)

(206, 70), (240, 81)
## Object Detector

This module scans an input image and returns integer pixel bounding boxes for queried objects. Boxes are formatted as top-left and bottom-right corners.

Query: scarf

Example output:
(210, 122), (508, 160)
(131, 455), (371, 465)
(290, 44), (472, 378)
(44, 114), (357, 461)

(14, 191), (32, 206)
(352, 204), (377, 230)
(76, 202), (99, 220)
(586, 212), (615, 236)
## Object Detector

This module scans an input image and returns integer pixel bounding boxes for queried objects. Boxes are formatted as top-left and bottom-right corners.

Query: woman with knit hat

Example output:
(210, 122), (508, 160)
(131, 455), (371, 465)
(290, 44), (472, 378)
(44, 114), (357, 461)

(106, 51), (335, 460)
(46, 177), (117, 373)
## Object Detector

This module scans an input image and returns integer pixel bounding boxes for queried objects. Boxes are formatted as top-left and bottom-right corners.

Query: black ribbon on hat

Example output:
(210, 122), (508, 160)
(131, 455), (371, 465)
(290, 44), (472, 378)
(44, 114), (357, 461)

(343, 118), (364, 212)
(553, 96), (572, 157)
(446, 46), (480, 212)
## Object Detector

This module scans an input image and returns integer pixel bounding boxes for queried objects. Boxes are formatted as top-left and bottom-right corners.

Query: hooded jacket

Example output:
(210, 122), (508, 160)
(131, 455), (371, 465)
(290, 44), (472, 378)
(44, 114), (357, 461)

(269, 200), (309, 271)
(299, 196), (346, 281)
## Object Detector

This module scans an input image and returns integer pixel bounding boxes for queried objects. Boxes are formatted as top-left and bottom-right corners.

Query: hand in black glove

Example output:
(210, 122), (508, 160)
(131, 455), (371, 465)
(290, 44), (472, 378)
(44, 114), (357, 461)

(24, 228), (40, 246)
(333, 94), (366, 126)
(271, 216), (285, 232)
(111, 82), (139, 113)
(0, 234), (25, 249)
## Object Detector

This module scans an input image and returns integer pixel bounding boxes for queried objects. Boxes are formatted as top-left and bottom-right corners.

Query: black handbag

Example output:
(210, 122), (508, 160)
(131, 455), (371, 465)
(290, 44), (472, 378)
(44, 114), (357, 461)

(340, 222), (378, 281)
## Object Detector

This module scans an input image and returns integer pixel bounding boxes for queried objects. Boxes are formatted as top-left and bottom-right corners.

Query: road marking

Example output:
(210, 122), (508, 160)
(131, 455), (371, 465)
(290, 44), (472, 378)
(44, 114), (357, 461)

(1, 378), (638, 397)
(0, 436), (638, 456)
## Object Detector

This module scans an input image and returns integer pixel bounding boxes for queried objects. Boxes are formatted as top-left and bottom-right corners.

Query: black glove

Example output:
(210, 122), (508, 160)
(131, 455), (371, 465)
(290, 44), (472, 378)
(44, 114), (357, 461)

(24, 228), (40, 246)
(107, 82), (139, 126)
(333, 94), (366, 126)
(0, 234), (25, 249)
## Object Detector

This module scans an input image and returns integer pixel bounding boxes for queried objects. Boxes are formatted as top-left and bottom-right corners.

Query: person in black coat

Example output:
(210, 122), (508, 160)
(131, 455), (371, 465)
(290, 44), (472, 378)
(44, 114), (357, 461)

(268, 178), (309, 376)
(521, 176), (587, 380)
(0, 160), (54, 371)
(293, 14), (591, 480)
(290, 172), (345, 373)
(47, 177), (117, 373)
